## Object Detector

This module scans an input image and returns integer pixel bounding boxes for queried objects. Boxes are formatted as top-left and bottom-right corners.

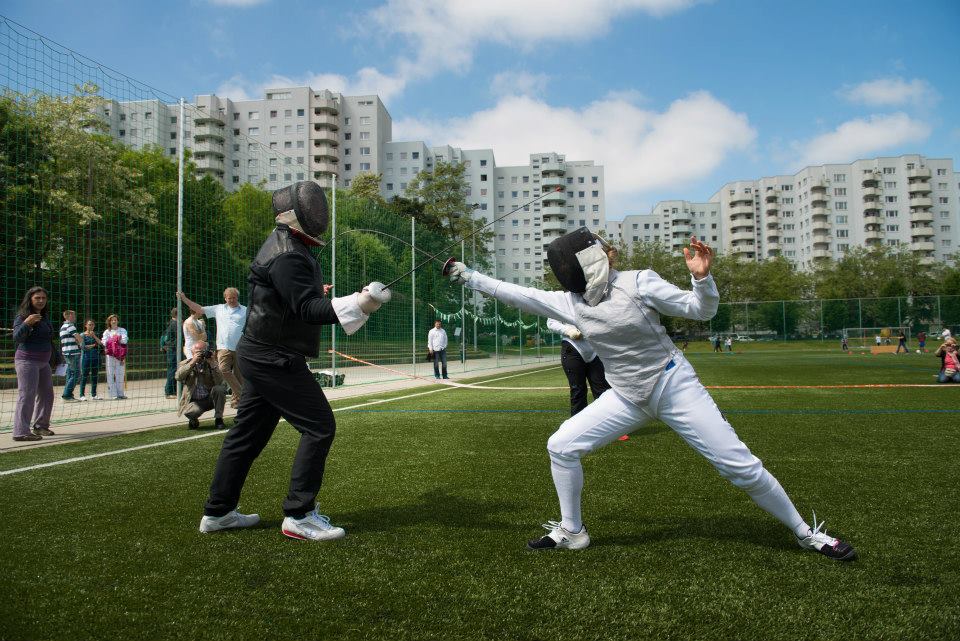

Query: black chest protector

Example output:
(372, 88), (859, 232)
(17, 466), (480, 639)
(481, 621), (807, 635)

(243, 227), (323, 357)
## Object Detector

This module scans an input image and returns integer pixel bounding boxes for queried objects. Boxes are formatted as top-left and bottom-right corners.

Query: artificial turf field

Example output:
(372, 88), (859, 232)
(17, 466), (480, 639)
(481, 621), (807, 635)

(1, 346), (958, 641)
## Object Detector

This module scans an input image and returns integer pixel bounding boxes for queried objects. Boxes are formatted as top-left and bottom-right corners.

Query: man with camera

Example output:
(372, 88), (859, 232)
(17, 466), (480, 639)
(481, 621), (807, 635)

(176, 340), (226, 430)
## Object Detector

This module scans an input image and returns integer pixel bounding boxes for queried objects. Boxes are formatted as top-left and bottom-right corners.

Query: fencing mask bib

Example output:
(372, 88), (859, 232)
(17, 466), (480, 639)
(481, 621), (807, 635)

(546, 227), (612, 306)
(272, 181), (329, 246)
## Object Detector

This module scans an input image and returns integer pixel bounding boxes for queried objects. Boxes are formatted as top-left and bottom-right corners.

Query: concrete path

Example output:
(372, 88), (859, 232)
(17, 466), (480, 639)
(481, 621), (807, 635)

(0, 357), (558, 453)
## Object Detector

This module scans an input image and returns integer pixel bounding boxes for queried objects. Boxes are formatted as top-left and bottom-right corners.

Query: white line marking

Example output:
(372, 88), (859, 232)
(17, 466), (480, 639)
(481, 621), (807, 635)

(0, 366), (559, 477)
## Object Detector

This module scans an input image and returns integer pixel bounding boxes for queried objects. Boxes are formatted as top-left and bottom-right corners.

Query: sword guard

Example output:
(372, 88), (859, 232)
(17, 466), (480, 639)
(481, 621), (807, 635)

(441, 257), (458, 276)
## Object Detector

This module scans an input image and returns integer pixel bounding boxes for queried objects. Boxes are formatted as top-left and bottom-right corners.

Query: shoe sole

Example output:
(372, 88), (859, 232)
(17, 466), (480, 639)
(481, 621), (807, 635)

(281, 527), (346, 542)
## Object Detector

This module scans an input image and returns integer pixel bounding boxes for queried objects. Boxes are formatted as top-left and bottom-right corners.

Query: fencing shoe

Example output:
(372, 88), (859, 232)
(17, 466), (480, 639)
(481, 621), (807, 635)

(199, 509), (260, 533)
(796, 512), (856, 561)
(527, 520), (590, 550)
(281, 509), (346, 541)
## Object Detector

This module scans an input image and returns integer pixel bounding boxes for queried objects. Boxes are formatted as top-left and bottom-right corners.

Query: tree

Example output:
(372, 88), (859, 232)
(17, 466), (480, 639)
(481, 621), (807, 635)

(347, 172), (384, 205)
(405, 161), (476, 237)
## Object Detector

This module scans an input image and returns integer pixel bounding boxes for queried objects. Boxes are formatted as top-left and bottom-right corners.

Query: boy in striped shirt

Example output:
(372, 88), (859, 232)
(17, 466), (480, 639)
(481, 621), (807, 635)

(59, 310), (83, 401)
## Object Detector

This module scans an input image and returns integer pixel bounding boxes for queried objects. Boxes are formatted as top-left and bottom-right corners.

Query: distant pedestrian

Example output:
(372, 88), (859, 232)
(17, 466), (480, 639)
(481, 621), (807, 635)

(160, 307), (179, 399)
(427, 319), (449, 379)
(875, 335), (882, 347)
(917, 330), (927, 353)
(178, 288), (247, 408)
(841, 335), (848, 352)
(895, 329), (908, 354)
(725, 336), (733, 352)
(58, 309), (83, 402)
(11, 286), (56, 441)
(103, 314), (129, 400)
(713, 336), (722, 353)
(78, 319), (103, 401)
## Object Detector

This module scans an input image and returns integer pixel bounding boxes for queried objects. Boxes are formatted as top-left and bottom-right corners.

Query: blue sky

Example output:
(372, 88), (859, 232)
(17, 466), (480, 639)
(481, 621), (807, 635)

(4, 0), (959, 219)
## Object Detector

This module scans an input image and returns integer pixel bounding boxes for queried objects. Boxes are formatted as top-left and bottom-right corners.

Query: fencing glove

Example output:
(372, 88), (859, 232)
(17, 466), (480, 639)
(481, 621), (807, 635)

(563, 327), (582, 340)
(447, 262), (475, 285)
(358, 282), (391, 314)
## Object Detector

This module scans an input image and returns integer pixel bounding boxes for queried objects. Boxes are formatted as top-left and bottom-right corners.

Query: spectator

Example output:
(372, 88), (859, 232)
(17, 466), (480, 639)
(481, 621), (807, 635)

(725, 336), (733, 352)
(103, 314), (129, 400)
(917, 330), (927, 353)
(11, 286), (56, 441)
(58, 309), (83, 402)
(427, 319), (449, 379)
(182, 308), (207, 359)
(942, 329), (952, 341)
(895, 329), (908, 354)
(841, 335), (849, 352)
(713, 335), (722, 353)
(176, 340), (227, 430)
(875, 335), (882, 348)
(160, 307), (179, 399)
(935, 338), (960, 383)
(78, 319), (103, 401)
(178, 288), (247, 408)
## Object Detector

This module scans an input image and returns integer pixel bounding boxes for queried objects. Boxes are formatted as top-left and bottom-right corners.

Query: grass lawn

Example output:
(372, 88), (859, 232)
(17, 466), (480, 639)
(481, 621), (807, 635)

(1, 348), (958, 640)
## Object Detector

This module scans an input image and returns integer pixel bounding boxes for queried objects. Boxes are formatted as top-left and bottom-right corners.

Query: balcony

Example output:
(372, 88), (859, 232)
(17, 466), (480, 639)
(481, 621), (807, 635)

(919, 255), (936, 265)
(542, 218), (568, 233)
(729, 204), (754, 216)
(910, 241), (936, 252)
(313, 114), (339, 129)
(766, 219), (780, 230)
(908, 167), (931, 179)
(862, 172), (880, 187)
(195, 156), (224, 172)
(541, 176), (565, 191)
(812, 249), (832, 260)
(811, 220), (830, 233)
(766, 243), (780, 254)
(765, 202), (779, 215)
(810, 207), (829, 219)
(193, 115), (225, 126)
(193, 140), (225, 158)
(810, 193), (829, 206)
(909, 195), (932, 208)
(861, 187), (882, 198)
(671, 222), (691, 234)
(765, 191), (779, 203)
(541, 205), (566, 218)
(313, 97), (339, 115)
(766, 232), (780, 243)
(910, 210), (934, 224)
(731, 229), (755, 242)
(863, 200), (881, 213)
(810, 181), (829, 192)
(908, 180), (932, 194)
(311, 162), (338, 176)
(911, 225), (934, 238)
(540, 161), (566, 175)
(864, 228), (883, 241)
(313, 145), (338, 161)
(312, 130), (339, 146)
(730, 244), (755, 258)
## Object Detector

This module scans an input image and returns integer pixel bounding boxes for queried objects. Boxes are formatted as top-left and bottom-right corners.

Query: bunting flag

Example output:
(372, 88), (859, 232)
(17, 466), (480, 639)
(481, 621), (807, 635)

(428, 303), (541, 330)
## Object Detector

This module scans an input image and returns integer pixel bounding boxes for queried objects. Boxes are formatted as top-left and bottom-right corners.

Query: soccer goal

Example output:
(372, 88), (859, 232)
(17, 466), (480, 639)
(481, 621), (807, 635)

(841, 327), (910, 350)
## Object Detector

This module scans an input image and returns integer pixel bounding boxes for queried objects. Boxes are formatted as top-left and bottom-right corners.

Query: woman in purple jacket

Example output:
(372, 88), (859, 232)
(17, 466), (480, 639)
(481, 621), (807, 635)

(11, 286), (56, 441)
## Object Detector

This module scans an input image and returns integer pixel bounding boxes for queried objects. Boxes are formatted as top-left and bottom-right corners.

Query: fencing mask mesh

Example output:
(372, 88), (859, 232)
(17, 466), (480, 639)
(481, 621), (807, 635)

(272, 181), (329, 242)
(546, 227), (611, 306)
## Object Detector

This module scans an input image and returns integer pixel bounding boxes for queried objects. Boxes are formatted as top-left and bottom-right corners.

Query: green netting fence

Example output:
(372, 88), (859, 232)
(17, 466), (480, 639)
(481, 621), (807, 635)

(0, 17), (563, 431)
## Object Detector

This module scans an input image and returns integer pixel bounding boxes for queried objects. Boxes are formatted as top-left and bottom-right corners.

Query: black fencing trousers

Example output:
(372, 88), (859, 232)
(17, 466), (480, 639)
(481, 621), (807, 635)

(559, 341), (611, 416)
(204, 340), (336, 519)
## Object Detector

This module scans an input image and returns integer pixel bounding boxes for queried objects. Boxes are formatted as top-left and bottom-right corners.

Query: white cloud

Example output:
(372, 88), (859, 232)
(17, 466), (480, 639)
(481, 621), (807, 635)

(214, 67), (408, 103)
(490, 71), (550, 97)
(394, 90), (754, 214)
(793, 113), (931, 167)
(207, 0), (267, 6)
(839, 77), (939, 107)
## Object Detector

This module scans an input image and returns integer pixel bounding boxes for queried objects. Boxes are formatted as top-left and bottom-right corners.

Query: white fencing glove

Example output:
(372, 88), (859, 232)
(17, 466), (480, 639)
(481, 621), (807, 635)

(563, 327), (582, 340)
(447, 262), (475, 285)
(358, 281), (391, 314)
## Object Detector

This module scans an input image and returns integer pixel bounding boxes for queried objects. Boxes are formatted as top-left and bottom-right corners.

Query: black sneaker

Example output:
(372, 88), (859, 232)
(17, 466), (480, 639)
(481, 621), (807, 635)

(214, 418), (226, 429)
(32, 427), (55, 436)
(188, 418), (200, 430)
(13, 433), (42, 442)
(796, 512), (857, 561)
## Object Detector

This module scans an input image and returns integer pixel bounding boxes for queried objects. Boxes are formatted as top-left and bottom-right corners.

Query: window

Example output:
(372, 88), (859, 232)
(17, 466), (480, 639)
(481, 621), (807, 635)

(297, 108), (304, 117)
(344, 148), (351, 156)
(297, 157), (304, 165)
(883, 167), (895, 174)
(248, 127), (259, 135)
(835, 202), (847, 210)
(886, 224), (899, 232)
(270, 126), (279, 134)
(269, 158), (277, 167)
(523, 176), (529, 183)
(885, 196), (897, 203)
(297, 140), (304, 148)
(480, 159), (487, 166)
(592, 176), (598, 183)
(344, 117), (351, 126)
(344, 163), (351, 171)
(284, 173), (292, 181)
(284, 125), (292, 134)
(120, 114), (126, 121)
(884, 181), (896, 189)
(248, 111), (259, 120)
(170, 132), (176, 139)
(233, 129), (241, 136)
(591, 190), (599, 197)
(296, 124), (304, 132)
(834, 188), (846, 196)
(359, 116), (371, 125)
(412, 151), (420, 159)
(833, 173), (846, 182)
(400, 152), (408, 160)
(360, 163), (371, 170)
(270, 110), (278, 118)
(936, 168), (947, 176)
(359, 131), (370, 140)
(578, 191), (585, 198)
(284, 141), (292, 149)
(360, 147), (371, 156)
(267, 92), (291, 100)
(886, 210), (898, 217)
(169, 147), (176, 155)
(836, 229), (849, 238)
(939, 197), (950, 204)
(836, 215), (847, 223)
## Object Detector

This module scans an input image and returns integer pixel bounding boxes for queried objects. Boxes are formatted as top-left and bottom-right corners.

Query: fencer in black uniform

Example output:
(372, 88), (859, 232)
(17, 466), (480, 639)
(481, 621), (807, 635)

(198, 181), (391, 541)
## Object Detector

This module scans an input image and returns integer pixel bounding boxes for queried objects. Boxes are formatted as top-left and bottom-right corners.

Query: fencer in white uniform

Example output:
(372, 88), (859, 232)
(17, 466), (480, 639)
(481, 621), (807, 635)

(446, 228), (855, 561)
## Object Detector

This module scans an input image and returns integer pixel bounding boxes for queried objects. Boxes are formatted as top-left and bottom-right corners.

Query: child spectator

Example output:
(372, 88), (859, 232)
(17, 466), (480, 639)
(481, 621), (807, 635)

(103, 314), (129, 400)
(79, 319), (103, 401)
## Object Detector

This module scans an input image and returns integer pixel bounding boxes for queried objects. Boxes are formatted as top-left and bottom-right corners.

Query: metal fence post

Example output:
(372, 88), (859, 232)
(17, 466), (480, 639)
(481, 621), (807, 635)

(411, 217), (416, 374)
(519, 309), (523, 364)
(176, 98), (185, 395)
(461, 240), (466, 369)
(782, 300), (786, 341)
(330, 174), (337, 383)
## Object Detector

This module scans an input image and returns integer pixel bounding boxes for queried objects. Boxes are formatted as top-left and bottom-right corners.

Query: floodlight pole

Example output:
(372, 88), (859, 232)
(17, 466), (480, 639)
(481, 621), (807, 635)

(331, 174), (337, 384)
(176, 97), (185, 394)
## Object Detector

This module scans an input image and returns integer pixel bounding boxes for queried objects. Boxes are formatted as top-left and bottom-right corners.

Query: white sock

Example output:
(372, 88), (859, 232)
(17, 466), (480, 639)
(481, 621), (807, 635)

(550, 457), (584, 533)
(746, 470), (809, 538)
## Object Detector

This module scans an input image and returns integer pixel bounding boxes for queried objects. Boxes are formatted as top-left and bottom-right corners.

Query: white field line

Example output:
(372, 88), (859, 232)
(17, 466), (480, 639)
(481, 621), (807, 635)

(0, 366), (559, 477)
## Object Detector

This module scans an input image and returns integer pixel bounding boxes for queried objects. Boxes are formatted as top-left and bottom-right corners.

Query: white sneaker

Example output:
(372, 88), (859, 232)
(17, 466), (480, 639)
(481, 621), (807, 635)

(527, 520), (591, 550)
(78, 396), (88, 402)
(281, 509), (346, 541)
(796, 512), (856, 561)
(91, 395), (103, 401)
(199, 509), (261, 533)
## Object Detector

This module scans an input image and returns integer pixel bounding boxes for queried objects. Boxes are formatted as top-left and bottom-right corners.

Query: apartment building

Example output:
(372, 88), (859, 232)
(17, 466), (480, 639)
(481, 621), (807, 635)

(102, 86), (605, 285)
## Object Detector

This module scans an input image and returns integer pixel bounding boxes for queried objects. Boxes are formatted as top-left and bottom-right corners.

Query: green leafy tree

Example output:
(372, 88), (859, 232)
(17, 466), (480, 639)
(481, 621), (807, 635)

(348, 172), (385, 205)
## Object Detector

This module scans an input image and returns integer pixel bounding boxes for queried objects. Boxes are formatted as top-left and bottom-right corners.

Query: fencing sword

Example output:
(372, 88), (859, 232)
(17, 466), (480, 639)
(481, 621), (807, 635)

(378, 187), (563, 290)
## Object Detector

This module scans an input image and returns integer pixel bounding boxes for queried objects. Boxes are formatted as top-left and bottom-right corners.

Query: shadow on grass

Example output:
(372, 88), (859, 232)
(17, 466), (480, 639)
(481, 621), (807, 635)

(333, 488), (521, 532)
(591, 515), (790, 551)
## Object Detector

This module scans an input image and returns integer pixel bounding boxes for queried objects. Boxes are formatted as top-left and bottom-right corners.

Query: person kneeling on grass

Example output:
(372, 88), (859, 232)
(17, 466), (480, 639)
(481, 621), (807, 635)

(446, 229), (856, 561)
(176, 341), (227, 430)
(935, 338), (960, 383)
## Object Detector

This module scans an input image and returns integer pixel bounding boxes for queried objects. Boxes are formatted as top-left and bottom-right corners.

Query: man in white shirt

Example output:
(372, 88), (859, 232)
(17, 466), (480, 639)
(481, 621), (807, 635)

(427, 320), (449, 379)
(178, 287), (247, 408)
(546, 318), (610, 416)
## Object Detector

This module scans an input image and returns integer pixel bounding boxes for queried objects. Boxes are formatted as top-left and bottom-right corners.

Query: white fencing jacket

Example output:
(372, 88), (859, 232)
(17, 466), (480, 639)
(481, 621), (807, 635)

(546, 317), (598, 363)
(468, 269), (719, 405)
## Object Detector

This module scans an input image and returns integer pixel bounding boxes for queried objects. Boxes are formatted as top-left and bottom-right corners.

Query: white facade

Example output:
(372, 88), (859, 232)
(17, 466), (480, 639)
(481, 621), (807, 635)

(105, 87), (605, 284)
(709, 155), (959, 267)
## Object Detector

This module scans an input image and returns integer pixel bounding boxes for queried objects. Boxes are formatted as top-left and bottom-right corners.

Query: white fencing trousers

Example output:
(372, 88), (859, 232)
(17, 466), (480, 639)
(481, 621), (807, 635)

(547, 356), (807, 536)
(105, 355), (125, 398)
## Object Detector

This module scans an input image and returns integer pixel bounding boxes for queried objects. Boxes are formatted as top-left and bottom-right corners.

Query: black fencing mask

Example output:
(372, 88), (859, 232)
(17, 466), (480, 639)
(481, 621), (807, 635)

(272, 181), (329, 243)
